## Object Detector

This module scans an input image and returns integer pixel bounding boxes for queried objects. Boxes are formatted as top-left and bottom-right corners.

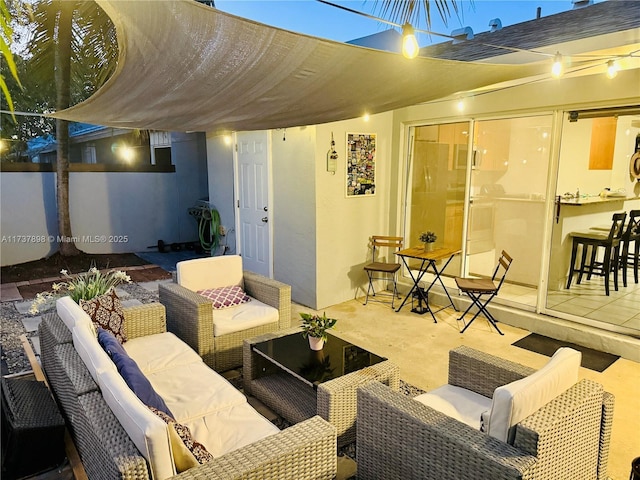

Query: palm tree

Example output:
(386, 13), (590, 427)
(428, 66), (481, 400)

(27, 0), (117, 256)
(1, 0), (22, 121)
(372, 0), (462, 28)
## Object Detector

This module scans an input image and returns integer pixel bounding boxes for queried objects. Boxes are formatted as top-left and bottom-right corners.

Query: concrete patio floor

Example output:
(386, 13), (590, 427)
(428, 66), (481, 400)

(294, 296), (640, 480)
(3, 265), (637, 479)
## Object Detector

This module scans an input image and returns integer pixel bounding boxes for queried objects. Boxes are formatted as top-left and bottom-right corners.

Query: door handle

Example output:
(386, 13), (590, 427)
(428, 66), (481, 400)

(262, 217), (268, 223)
(263, 206), (268, 212)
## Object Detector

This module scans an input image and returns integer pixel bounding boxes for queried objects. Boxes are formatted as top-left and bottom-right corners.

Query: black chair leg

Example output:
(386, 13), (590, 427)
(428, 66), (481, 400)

(577, 244), (590, 284)
(459, 293), (504, 335)
(621, 243), (629, 288)
(364, 274), (375, 305)
(633, 240), (640, 283)
(603, 248), (611, 296)
(567, 239), (578, 289)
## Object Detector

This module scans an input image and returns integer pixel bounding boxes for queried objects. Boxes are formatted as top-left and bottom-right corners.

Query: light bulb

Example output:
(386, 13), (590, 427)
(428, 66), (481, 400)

(457, 99), (465, 112)
(223, 135), (232, 145)
(606, 60), (619, 79)
(551, 52), (563, 78)
(120, 146), (134, 162)
(363, 113), (370, 122)
(402, 24), (419, 59)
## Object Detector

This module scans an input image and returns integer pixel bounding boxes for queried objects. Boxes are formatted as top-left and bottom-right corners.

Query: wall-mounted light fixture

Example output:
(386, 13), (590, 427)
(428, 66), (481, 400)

(606, 59), (619, 79)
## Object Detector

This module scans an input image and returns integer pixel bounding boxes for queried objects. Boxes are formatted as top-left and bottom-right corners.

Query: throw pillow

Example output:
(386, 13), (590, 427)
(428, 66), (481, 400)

(148, 407), (213, 472)
(97, 327), (174, 418)
(80, 289), (127, 344)
(197, 285), (251, 309)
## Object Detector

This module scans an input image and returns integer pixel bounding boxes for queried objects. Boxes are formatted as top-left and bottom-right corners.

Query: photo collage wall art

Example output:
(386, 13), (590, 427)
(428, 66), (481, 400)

(346, 133), (376, 197)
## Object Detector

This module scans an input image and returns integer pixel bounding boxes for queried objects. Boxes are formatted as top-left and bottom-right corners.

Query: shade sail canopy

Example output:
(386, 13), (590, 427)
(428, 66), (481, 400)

(52, 0), (549, 133)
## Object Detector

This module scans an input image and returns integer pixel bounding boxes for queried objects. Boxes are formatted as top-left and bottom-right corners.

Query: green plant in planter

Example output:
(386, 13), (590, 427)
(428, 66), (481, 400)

(300, 312), (338, 343)
(419, 231), (437, 243)
(29, 267), (131, 314)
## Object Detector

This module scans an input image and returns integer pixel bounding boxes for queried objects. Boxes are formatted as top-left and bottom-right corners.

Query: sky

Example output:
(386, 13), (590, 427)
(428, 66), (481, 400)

(215, 0), (600, 45)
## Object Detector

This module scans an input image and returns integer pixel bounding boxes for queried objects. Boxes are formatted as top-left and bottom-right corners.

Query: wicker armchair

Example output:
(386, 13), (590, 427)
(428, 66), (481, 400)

(357, 346), (614, 480)
(159, 256), (291, 371)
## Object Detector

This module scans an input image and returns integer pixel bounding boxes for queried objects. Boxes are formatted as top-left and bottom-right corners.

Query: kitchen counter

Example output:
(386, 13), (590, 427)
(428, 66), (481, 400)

(559, 195), (632, 206)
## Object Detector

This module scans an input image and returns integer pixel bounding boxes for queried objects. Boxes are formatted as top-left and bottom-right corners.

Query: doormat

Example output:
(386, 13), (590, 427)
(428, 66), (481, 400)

(512, 333), (619, 372)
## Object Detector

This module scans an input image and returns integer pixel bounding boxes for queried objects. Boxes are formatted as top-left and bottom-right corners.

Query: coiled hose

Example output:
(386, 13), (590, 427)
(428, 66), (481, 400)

(198, 208), (221, 254)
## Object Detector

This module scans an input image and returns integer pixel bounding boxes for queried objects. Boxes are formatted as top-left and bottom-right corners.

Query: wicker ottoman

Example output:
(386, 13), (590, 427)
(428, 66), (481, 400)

(1, 377), (65, 479)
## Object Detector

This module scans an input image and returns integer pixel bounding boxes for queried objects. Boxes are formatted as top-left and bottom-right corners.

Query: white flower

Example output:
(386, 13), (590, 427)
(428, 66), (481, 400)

(60, 269), (68, 276)
(52, 283), (62, 291)
(89, 267), (99, 274)
(113, 271), (131, 283)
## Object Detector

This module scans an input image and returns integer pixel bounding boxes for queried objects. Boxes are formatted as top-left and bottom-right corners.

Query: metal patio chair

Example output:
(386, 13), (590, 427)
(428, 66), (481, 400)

(454, 250), (513, 335)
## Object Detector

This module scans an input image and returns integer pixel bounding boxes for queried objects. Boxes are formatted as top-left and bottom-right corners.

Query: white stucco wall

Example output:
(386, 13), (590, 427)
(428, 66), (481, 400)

(1, 133), (208, 266)
(0, 172), (58, 265)
(271, 126), (318, 308)
(205, 134), (236, 254)
(315, 114), (394, 309)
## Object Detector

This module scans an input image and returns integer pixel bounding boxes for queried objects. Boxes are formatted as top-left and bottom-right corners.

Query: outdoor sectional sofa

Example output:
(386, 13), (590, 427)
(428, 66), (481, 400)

(38, 297), (337, 480)
(356, 346), (614, 480)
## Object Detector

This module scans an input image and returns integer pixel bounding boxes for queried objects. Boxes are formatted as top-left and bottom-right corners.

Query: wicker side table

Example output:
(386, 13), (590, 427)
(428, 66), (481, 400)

(1, 377), (66, 479)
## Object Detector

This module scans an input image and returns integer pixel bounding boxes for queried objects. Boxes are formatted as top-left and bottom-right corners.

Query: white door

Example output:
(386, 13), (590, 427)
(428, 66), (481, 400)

(235, 131), (271, 277)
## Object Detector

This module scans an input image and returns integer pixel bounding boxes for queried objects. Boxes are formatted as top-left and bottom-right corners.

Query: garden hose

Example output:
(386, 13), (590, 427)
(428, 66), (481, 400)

(198, 207), (221, 253)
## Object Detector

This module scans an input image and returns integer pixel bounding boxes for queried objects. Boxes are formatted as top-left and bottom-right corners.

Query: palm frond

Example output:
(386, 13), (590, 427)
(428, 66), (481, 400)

(371, 0), (462, 29)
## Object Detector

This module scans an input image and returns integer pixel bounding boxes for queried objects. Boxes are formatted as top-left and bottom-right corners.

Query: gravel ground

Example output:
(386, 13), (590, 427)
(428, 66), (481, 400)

(0, 282), (163, 376)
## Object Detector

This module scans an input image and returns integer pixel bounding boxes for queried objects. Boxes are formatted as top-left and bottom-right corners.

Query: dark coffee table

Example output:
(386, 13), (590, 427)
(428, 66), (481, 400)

(243, 328), (400, 446)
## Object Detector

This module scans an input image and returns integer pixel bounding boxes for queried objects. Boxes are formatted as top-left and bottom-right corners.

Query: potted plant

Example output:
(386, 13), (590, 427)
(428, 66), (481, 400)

(300, 312), (337, 350)
(30, 267), (131, 314)
(419, 231), (437, 251)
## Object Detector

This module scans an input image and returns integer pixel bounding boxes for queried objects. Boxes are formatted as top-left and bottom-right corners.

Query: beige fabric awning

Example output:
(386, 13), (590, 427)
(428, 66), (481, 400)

(52, 0), (549, 133)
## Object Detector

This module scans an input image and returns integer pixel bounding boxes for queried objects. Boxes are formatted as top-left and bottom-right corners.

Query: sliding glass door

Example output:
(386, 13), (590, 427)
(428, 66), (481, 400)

(406, 115), (552, 307)
(407, 122), (468, 277)
(467, 115), (552, 307)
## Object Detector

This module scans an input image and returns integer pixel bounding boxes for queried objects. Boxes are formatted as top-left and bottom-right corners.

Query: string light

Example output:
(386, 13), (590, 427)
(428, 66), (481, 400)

(551, 52), (563, 78)
(606, 59), (619, 79)
(402, 23), (419, 59)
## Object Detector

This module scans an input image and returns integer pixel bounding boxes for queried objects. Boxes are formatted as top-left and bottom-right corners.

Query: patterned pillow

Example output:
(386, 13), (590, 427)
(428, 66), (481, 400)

(148, 407), (213, 472)
(197, 285), (251, 309)
(80, 289), (127, 343)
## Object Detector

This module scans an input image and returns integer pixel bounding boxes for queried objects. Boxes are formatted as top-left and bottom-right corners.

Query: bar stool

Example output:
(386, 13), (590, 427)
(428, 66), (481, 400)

(566, 212), (626, 296)
(620, 209), (640, 286)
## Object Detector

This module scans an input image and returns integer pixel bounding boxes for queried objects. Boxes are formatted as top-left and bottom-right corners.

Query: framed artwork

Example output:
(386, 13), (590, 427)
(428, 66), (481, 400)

(346, 133), (376, 197)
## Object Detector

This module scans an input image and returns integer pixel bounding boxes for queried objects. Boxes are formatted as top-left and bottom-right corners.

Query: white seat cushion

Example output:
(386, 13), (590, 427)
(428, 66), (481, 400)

(177, 255), (244, 292)
(185, 402), (279, 458)
(212, 297), (279, 336)
(488, 347), (581, 443)
(414, 384), (492, 430)
(145, 362), (247, 423)
(124, 332), (203, 374)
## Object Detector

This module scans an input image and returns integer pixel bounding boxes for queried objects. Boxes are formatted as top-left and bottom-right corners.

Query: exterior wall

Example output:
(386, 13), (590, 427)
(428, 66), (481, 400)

(0, 133), (208, 266)
(315, 114), (394, 309)
(205, 134), (236, 253)
(0, 172), (58, 265)
(271, 126), (317, 308)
